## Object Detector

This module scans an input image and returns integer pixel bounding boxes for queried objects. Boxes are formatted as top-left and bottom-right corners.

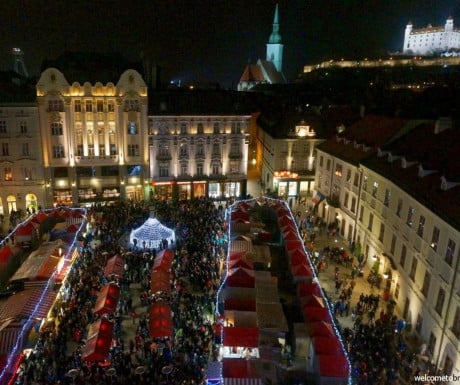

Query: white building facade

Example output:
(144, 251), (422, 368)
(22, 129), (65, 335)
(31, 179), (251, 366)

(0, 103), (44, 217)
(36, 68), (149, 207)
(148, 114), (250, 200)
(403, 17), (460, 55)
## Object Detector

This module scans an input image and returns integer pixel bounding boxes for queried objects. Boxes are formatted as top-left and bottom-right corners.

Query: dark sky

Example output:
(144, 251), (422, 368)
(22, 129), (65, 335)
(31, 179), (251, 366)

(1, 0), (459, 88)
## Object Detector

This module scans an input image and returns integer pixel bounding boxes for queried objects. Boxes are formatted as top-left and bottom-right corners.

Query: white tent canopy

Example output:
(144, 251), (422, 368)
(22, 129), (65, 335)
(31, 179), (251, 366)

(129, 217), (175, 249)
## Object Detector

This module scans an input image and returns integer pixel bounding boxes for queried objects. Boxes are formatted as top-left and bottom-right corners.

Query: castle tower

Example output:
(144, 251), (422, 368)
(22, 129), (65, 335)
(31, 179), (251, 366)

(12, 48), (29, 78)
(403, 21), (413, 53)
(266, 3), (283, 73)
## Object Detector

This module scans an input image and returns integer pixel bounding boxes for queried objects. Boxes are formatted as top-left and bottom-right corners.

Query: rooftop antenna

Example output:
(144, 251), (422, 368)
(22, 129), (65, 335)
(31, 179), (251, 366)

(12, 47), (29, 78)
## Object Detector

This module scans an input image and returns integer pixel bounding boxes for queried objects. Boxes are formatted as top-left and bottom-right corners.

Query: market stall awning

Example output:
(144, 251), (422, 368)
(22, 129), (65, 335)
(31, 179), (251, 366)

(81, 334), (112, 362)
(150, 268), (171, 294)
(87, 318), (114, 341)
(304, 306), (333, 324)
(153, 249), (174, 271)
(223, 327), (259, 348)
(224, 298), (256, 312)
(0, 287), (57, 321)
(149, 302), (173, 338)
(316, 354), (350, 378)
(103, 254), (125, 278)
(0, 246), (12, 264)
(93, 283), (120, 315)
(226, 267), (255, 288)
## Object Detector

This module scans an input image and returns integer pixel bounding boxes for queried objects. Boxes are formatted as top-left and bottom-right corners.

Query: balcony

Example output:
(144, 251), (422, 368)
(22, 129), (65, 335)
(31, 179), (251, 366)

(228, 152), (242, 160)
(156, 153), (172, 161)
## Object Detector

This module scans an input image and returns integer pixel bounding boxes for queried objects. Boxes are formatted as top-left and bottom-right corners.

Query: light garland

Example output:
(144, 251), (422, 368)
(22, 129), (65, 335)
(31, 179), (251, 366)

(211, 197), (352, 385)
(0, 208), (87, 385)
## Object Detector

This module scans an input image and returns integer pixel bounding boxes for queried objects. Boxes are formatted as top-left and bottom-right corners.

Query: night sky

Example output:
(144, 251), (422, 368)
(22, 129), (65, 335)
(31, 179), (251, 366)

(1, 0), (459, 88)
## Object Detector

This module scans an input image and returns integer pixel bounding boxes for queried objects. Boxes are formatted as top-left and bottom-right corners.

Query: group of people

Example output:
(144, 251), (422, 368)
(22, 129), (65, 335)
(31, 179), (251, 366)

(11, 198), (228, 385)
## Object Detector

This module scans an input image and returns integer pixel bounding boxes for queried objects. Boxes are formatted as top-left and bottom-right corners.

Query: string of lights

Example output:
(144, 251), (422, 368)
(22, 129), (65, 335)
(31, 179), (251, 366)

(0, 208), (87, 385)
(211, 197), (352, 385)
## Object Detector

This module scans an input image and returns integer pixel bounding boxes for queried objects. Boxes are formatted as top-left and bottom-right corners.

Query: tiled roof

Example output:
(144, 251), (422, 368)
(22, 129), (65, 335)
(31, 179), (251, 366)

(258, 60), (285, 84)
(316, 115), (409, 165)
(240, 64), (265, 82)
(362, 123), (460, 229)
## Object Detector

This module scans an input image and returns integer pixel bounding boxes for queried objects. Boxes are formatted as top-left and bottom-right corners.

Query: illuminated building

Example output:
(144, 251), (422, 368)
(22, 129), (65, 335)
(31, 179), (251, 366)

(238, 3), (285, 91)
(0, 101), (43, 216)
(148, 90), (251, 200)
(36, 55), (149, 207)
(404, 17), (460, 56)
(315, 115), (460, 378)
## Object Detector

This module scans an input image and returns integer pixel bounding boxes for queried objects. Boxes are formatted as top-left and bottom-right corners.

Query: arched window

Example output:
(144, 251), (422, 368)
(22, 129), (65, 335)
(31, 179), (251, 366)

(7, 195), (16, 214)
(26, 193), (38, 213)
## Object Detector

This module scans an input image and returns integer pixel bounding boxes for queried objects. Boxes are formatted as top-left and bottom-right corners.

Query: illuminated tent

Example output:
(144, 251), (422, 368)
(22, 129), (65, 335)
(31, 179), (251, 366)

(0, 246), (12, 264)
(103, 254), (125, 278)
(149, 302), (173, 338)
(93, 283), (120, 315)
(81, 319), (114, 362)
(129, 217), (175, 249)
(152, 249), (174, 271)
(223, 326), (259, 348)
(226, 267), (255, 288)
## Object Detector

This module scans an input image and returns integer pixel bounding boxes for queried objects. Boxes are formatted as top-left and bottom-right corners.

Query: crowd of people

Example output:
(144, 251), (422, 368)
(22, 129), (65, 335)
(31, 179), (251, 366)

(12, 198), (228, 385)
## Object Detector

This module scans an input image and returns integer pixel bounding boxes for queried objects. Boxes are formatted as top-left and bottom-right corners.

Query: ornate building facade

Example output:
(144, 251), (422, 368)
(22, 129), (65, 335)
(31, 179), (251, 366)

(36, 67), (149, 207)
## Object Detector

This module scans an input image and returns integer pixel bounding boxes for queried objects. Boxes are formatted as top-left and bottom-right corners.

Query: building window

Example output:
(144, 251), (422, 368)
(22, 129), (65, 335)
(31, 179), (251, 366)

(4, 167), (12, 181)
(384, 189), (391, 206)
(319, 156), (323, 168)
(127, 122), (137, 135)
(197, 123), (204, 134)
(415, 313), (423, 334)
(52, 145), (65, 158)
(372, 181), (378, 197)
(2, 143), (9, 156)
(196, 143), (204, 156)
(431, 226), (440, 251)
(125, 99), (139, 111)
(48, 100), (63, 111)
(107, 100), (115, 112)
(378, 223), (385, 242)
(335, 164), (342, 177)
(211, 163), (220, 175)
(343, 192), (349, 208)
(159, 164), (169, 177)
(180, 123), (187, 135)
(394, 283), (400, 300)
(179, 144), (188, 157)
(359, 205), (364, 222)
(23, 167), (32, 180)
(421, 271), (431, 297)
(96, 100), (104, 112)
(353, 172), (359, 186)
(407, 206), (415, 227)
(74, 100), (82, 112)
(51, 122), (63, 136)
(350, 197), (356, 213)
(196, 163), (203, 176)
(22, 143), (29, 156)
(396, 198), (402, 217)
(400, 245), (407, 268)
(180, 163), (188, 176)
(20, 121), (27, 133)
(390, 234), (396, 254)
(346, 169), (352, 182)
(435, 287), (445, 315)
(417, 215), (425, 237)
(213, 123), (220, 134)
(409, 257), (417, 281)
(127, 144), (139, 157)
(445, 239), (456, 266)
(212, 143), (220, 155)
(76, 145), (83, 156)
(0, 121), (6, 133)
(326, 159), (331, 171)
(427, 333), (436, 356)
(85, 101), (93, 112)
(229, 160), (239, 173)
(87, 145), (95, 157)
(231, 122), (241, 134)
(368, 213), (374, 231)
(362, 175), (368, 191)
(452, 306), (460, 338)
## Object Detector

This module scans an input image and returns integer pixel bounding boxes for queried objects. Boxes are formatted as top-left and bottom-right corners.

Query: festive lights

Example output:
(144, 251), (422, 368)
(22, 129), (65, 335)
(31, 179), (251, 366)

(212, 197), (352, 385)
(0, 208), (87, 385)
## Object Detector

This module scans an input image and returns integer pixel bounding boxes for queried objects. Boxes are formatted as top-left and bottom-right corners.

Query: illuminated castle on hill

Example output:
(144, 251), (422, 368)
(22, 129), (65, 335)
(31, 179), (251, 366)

(403, 16), (460, 55)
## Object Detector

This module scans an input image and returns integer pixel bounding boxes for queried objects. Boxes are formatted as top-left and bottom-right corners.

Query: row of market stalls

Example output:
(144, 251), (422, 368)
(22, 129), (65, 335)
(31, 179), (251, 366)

(274, 201), (351, 385)
(210, 200), (288, 385)
(208, 198), (351, 385)
(0, 208), (86, 385)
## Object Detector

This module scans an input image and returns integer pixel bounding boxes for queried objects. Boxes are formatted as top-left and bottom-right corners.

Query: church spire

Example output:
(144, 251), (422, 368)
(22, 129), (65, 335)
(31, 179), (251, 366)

(266, 3), (284, 73)
(268, 3), (282, 44)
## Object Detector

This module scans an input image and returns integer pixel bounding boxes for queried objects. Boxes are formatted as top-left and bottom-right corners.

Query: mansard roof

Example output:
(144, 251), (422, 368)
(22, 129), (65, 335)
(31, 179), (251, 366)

(40, 51), (142, 84)
(362, 122), (460, 230)
(316, 115), (409, 165)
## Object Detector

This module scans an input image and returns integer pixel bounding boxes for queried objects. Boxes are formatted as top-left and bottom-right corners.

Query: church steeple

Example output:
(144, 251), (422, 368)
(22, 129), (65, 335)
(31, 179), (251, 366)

(266, 3), (284, 73)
